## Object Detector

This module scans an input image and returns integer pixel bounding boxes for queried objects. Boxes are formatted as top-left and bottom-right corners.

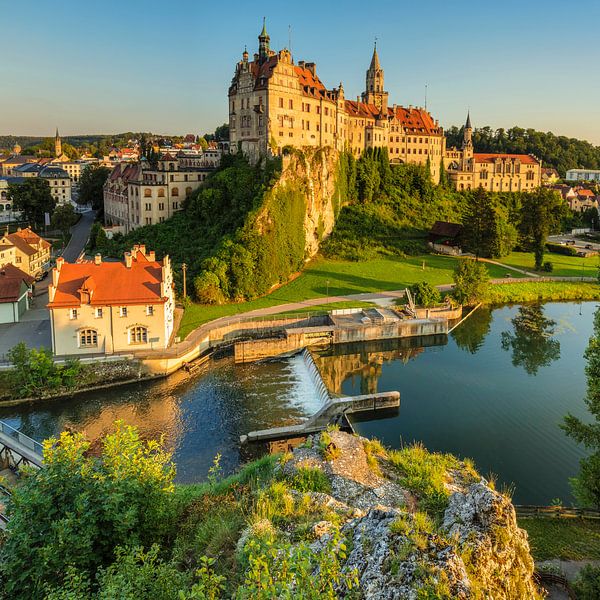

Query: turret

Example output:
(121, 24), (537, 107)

(362, 42), (388, 112)
(54, 127), (62, 158)
(462, 111), (474, 167)
(258, 17), (270, 63)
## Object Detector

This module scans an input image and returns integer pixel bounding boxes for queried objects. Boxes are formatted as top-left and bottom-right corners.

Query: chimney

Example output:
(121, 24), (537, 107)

(56, 256), (64, 271)
(124, 252), (132, 268)
(52, 267), (60, 287)
(139, 244), (146, 255)
(94, 253), (102, 265)
(148, 250), (155, 262)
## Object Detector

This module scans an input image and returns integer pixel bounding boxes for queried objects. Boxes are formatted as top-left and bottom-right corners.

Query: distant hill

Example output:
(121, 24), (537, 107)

(445, 125), (600, 176)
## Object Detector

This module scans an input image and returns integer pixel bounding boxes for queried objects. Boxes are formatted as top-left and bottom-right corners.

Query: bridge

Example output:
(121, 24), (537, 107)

(0, 421), (44, 526)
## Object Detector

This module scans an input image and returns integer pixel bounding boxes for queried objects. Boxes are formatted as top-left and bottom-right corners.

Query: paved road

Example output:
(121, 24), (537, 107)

(62, 210), (97, 263)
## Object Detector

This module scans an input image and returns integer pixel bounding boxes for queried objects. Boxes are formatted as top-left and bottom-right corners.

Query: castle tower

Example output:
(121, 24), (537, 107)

(362, 42), (388, 112)
(54, 127), (62, 158)
(258, 17), (270, 63)
(462, 112), (473, 169)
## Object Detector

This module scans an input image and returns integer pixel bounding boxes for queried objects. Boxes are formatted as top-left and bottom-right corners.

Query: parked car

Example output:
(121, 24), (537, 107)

(565, 240), (576, 246)
(586, 244), (594, 249)
(35, 271), (48, 282)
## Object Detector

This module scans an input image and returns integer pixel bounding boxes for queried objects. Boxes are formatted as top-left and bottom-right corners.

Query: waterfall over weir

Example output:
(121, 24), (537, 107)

(284, 349), (331, 416)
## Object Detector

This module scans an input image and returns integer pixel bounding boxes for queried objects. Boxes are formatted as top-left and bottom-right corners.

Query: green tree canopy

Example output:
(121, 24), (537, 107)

(51, 203), (78, 240)
(7, 178), (54, 229)
(452, 259), (489, 305)
(78, 164), (111, 209)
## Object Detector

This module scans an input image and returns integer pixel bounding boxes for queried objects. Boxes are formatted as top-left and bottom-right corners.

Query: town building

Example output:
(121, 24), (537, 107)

(0, 264), (34, 323)
(444, 113), (542, 191)
(228, 23), (446, 182)
(0, 180), (18, 223)
(567, 187), (598, 212)
(566, 168), (600, 182)
(103, 150), (220, 233)
(0, 227), (51, 277)
(541, 167), (560, 186)
(47, 245), (175, 356)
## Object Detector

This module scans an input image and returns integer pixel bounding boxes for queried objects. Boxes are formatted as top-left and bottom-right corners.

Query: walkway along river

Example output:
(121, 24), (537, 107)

(0, 301), (594, 505)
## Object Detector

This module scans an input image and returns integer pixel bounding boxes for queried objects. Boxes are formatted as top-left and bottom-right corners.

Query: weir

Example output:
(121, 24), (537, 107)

(300, 348), (331, 405)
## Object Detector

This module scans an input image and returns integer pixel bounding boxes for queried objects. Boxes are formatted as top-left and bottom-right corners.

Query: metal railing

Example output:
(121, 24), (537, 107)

(0, 421), (43, 457)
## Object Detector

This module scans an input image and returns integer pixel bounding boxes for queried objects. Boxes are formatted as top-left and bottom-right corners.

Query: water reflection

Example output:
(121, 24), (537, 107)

(500, 304), (561, 375)
(451, 307), (492, 354)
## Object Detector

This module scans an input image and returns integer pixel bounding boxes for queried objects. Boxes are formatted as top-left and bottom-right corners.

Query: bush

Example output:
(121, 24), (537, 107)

(546, 242), (578, 256)
(452, 259), (490, 305)
(409, 281), (442, 308)
(573, 564), (600, 600)
(542, 261), (553, 272)
(289, 467), (331, 494)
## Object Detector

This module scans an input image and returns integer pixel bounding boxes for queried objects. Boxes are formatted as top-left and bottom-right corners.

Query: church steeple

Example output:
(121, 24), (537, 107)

(54, 127), (62, 158)
(362, 41), (388, 112)
(462, 111), (473, 166)
(258, 17), (270, 63)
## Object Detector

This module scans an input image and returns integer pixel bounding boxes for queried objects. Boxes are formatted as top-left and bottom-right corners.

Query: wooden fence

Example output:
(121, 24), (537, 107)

(516, 504), (600, 519)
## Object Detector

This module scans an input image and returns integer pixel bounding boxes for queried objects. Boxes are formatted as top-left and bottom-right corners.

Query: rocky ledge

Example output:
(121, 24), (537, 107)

(278, 430), (541, 599)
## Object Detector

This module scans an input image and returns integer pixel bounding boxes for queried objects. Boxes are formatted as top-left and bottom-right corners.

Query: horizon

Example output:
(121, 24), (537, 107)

(2, 0), (599, 145)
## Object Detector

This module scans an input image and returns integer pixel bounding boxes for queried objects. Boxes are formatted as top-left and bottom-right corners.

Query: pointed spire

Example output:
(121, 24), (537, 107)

(55, 127), (60, 139)
(465, 111), (472, 129)
(260, 17), (268, 39)
(370, 39), (381, 70)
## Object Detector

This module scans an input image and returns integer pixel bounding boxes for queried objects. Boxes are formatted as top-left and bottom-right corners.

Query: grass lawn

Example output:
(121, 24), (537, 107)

(178, 254), (516, 338)
(519, 517), (600, 561)
(486, 281), (600, 304)
(500, 251), (600, 278)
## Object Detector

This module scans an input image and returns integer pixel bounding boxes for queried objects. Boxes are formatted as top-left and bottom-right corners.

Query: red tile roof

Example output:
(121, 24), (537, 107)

(48, 252), (166, 308)
(0, 278), (27, 303)
(577, 189), (595, 197)
(474, 153), (539, 165)
(391, 106), (442, 135)
(0, 263), (34, 285)
(344, 100), (382, 119)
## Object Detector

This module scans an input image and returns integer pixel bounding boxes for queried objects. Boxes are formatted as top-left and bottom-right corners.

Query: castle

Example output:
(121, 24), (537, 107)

(229, 22), (542, 191)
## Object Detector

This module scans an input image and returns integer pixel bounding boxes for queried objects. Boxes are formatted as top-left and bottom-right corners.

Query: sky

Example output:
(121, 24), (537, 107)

(1, 0), (600, 144)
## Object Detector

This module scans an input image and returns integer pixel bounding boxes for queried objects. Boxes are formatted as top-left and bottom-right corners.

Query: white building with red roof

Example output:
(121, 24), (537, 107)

(47, 245), (174, 356)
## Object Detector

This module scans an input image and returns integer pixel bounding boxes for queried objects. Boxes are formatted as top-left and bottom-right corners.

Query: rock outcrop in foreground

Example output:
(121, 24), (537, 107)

(279, 430), (541, 599)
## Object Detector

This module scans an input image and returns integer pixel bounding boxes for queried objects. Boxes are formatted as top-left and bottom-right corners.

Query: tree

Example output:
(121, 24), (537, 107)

(7, 179), (54, 229)
(461, 187), (497, 258)
(452, 259), (489, 305)
(563, 307), (600, 508)
(197, 136), (209, 151)
(519, 188), (568, 270)
(409, 281), (441, 307)
(500, 305), (561, 375)
(451, 307), (493, 354)
(51, 203), (78, 241)
(78, 164), (111, 209)
(0, 422), (176, 598)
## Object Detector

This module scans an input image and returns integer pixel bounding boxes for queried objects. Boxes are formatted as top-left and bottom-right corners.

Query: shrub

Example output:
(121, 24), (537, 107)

(542, 261), (553, 272)
(546, 242), (578, 256)
(452, 259), (489, 305)
(409, 281), (442, 308)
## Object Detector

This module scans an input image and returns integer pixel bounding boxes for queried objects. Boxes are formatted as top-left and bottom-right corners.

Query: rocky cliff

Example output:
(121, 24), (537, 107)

(275, 430), (540, 599)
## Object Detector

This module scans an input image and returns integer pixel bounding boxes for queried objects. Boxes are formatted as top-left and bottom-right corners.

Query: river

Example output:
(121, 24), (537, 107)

(0, 301), (594, 504)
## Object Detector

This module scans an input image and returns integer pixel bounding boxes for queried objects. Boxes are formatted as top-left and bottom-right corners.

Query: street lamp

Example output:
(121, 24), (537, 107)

(326, 279), (330, 303)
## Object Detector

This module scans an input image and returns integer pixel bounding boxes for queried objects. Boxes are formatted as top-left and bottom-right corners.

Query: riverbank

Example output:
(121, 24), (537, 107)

(485, 281), (600, 304)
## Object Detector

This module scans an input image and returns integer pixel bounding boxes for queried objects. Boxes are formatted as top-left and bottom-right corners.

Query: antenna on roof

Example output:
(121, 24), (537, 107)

(424, 83), (428, 111)
(288, 24), (292, 59)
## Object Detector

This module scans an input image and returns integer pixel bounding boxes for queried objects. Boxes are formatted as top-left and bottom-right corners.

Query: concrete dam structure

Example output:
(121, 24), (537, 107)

(234, 307), (450, 364)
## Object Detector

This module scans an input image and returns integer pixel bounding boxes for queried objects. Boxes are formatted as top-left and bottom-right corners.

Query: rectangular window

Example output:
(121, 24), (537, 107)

(120, 306), (128, 317)
(158, 203), (164, 211)
(288, 99), (293, 109)
(146, 305), (154, 316)
(69, 308), (78, 320)
(278, 97), (283, 108)
(95, 308), (103, 318)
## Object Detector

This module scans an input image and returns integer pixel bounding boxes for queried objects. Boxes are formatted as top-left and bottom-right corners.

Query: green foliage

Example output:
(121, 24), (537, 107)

(445, 124), (600, 176)
(563, 306), (600, 508)
(409, 281), (441, 307)
(7, 178), (54, 229)
(542, 261), (553, 272)
(7, 342), (81, 398)
(546, 242), (578, 256)
(519, 188), (568, 269)
(388, 443), (466, 517)
(452, 259), (490, 305)
(288, 467), (331, 494)
(78, 164), (111, 209)
(0, 422), (176, 598)
(51, 203), (78, 240)
(573, 564), (600, 600)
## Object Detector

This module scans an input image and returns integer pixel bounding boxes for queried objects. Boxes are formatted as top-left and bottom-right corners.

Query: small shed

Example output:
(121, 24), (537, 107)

(0, 264), (34, 323)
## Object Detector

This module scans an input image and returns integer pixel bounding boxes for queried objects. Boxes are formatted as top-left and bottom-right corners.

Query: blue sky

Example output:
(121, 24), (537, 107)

(2, 0), (599, 144)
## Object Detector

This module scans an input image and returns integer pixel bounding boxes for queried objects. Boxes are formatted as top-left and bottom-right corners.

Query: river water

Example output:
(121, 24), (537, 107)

(0, 301), (594, 504)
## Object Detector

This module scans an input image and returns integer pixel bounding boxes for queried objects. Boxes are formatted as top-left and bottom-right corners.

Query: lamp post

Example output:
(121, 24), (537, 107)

(326, 279), (330, 303)
(182, 263), (187, 299)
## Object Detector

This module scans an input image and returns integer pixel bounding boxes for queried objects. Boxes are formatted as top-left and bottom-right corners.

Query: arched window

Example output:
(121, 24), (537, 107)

(144, 189), (151, 197)
(172, 187), (179, 197)
(79, 329), (98, 347)
(0, 191), (6, 199)
(185, 187), (192, 196)
(0, 205), (4, 212)
(128, 326), (148, 345)
(5, 204), (10, 211)
(158, 188), (165, 197)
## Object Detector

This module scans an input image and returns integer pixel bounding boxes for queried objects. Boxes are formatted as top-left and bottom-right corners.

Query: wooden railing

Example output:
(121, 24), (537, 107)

(533, 572), (576, 599)
(516, 504), (600, 519)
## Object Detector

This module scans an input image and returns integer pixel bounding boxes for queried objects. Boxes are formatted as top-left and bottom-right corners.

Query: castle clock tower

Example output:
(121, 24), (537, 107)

(362, 43), (388, 113)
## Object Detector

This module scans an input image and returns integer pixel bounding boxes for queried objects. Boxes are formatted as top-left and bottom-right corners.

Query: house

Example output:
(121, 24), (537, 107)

(47, 245), (175, 356)
(0, 227), (52, 277)
(0, 264), (34, 323)
(569, 188), (599, 212)
(541, 167), (560, 185)
(428, 221), (463, 255)
(566, 169), (600, 182)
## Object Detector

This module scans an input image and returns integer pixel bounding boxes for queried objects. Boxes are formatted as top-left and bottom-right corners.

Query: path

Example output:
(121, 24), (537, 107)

(62, 209), (96, 263)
